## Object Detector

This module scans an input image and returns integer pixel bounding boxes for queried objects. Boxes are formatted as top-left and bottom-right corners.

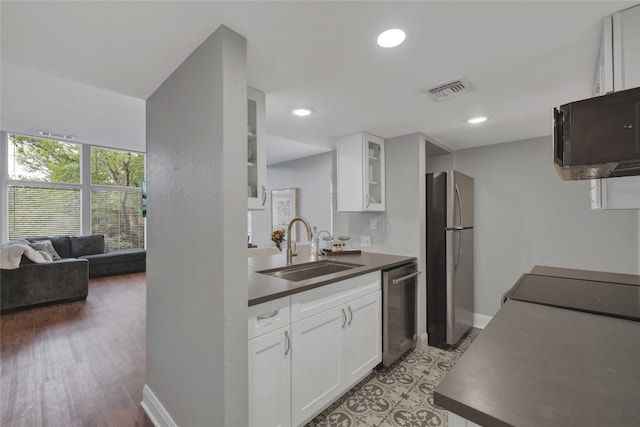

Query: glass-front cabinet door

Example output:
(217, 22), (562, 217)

(248, 87), (266, 210)
(364, 135), (385, 211)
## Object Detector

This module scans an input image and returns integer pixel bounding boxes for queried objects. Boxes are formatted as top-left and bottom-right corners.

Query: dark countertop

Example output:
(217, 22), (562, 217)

(248, 251), (415, 306)
(504, 272), (640, 322)
(434, 299), (640, 427)
(530, 265), (640, 286)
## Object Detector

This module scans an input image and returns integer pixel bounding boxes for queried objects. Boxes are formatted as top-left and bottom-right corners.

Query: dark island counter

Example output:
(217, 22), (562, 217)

(248, 251), (415, 306)
(434, 266), (640, 427)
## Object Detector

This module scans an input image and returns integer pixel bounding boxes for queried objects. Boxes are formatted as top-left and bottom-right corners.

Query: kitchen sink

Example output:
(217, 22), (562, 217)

(258, 260), (363, 282)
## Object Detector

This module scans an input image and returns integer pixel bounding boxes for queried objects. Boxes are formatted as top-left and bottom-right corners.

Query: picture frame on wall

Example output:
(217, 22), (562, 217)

(271, 188), (299, 242)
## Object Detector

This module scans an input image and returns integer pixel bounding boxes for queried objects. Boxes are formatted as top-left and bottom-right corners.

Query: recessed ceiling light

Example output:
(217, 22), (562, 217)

(467, 116), (488, 124)
(291, 107), (315, 117)
(377, 29), (406, 48)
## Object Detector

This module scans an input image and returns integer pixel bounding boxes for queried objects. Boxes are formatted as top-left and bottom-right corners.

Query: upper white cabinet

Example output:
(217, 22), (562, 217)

(612, 5), (640, 91)
(593, 16), (614, 96)
(337, 132), (386, 212)
(248, 87), (267, 210)
(593, 5), (640, 96)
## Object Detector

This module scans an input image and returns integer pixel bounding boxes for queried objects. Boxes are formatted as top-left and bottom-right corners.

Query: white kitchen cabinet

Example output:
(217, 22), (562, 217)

(612, 4), (640, 91)
(248, 326), (291, 427)
(337, 132), (386, 212)
(248, 272), (382, 427)
(593, 5), (640, 95)
(290, 306), (346, 426)
(344, 290), (381, 388)
(248, 87), (267, 210)
(291, 275), (382, 426)
(592, 16), (613, 96)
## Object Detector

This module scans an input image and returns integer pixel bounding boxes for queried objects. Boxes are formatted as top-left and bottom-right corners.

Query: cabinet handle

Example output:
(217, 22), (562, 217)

(347, 306), (353, 325)
(256, 310), (278, 321)
(341, 308), (347, 328)
(284, 330), (291, 356)
(261, 186), (267, 206)
(366, 195), (370, 209)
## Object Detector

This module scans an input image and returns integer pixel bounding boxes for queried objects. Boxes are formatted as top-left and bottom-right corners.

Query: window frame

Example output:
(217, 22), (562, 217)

(1, 131), (146, 247)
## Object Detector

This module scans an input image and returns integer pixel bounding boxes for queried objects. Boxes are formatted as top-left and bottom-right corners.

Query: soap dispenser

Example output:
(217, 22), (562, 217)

(311, 226), (319, 257)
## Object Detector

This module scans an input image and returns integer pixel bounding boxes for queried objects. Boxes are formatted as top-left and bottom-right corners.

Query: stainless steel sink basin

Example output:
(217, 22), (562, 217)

(258, 260), (363, 282)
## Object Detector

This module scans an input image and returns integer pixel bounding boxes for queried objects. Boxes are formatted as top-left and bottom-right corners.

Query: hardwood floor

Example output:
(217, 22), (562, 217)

(1, 273), (153, 427)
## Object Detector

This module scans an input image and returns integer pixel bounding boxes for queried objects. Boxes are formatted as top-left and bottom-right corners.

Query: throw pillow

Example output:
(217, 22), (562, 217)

(29, 240), (62, 261)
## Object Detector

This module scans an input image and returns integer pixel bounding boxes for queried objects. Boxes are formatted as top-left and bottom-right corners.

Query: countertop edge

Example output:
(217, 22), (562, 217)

(248, 252), (416, 306)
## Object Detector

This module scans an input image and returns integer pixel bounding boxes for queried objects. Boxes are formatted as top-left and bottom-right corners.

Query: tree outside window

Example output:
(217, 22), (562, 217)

(91, 147), (145, 251)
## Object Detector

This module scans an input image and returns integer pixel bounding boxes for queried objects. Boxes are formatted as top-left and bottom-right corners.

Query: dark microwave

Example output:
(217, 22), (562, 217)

(553, 86), (640, 180)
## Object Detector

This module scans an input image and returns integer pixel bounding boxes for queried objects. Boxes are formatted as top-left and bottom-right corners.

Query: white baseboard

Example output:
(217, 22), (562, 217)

(416, 332), (429, 351)
(141, 384), (178, 427)
(472, 313), (492, 329)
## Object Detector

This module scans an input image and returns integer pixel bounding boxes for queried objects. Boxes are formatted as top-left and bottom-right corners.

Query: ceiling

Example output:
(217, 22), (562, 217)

(2, 1), (637, 159)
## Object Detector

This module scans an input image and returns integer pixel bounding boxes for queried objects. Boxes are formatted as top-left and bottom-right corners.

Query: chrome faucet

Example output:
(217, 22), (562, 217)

(316, 230), (332, 255)
(287, 216), (313, 264)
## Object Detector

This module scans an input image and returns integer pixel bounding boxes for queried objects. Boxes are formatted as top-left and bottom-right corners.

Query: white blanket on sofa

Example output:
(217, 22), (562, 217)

(0, 243), (51, 270)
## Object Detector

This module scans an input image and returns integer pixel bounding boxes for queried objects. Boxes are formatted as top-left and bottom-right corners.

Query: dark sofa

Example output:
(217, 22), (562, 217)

(0, 235), (145, 313)
(70, 235), (146, 278)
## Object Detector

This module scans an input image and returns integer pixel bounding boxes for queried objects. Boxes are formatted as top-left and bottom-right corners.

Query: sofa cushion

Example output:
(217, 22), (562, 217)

(79, 248), (146, 278)
(28, 240), (62, 261)
(70, 235), (105, 257)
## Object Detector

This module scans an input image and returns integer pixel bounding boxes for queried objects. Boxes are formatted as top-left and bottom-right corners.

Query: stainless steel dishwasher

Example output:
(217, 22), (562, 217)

(382, 262), (421, 366)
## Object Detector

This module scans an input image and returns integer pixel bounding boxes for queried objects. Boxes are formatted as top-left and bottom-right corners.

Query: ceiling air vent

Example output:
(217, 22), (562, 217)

(424, 77), (473, 102)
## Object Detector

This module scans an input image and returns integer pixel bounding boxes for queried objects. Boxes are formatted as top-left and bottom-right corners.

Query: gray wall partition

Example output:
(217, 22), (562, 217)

(145, 25), (248, 426)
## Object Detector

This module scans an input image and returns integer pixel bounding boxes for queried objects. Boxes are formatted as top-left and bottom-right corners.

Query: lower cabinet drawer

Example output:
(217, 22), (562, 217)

(248, 296), (291, 340)
(290, 271), (381, 323)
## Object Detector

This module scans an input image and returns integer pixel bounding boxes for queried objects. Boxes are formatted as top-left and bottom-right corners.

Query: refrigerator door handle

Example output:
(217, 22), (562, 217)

(454, 230), (462, 271)
(455, 183), (464, 228)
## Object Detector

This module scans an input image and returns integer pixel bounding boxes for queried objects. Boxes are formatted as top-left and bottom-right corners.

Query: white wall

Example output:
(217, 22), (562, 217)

(251, 152), (333, 247)
(145, 25), (247, 427)
(1, 62), (145, 151)
(453, 136), (639, 317)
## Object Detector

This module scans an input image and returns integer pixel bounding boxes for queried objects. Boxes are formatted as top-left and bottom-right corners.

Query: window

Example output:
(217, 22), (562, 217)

(90, 147), (145, 251)
(91, 190), (144, 251)
(8, 186), (80, 238)
(3, 133), (145, 249)
(7, 135), (81, 238)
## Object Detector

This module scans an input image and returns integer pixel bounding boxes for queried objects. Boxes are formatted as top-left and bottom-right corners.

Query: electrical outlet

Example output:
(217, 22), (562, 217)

(370, 218), (378, 230)
(361, 235), (372, 248)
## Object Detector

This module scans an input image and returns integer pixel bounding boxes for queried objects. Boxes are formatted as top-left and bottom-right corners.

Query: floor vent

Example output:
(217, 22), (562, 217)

(424, 77), (473, 101)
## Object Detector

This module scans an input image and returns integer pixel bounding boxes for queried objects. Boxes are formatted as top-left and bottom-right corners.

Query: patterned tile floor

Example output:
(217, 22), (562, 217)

(307, 328), (481, 427)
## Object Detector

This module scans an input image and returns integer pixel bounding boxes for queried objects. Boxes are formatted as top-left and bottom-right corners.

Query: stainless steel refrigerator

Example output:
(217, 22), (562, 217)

(426, 170), (474, 349)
